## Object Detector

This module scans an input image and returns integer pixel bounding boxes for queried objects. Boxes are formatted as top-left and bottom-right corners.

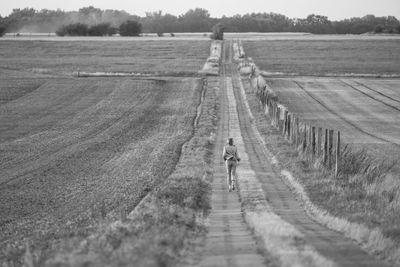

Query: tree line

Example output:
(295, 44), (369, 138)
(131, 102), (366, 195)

(55, 21), (142, 36)
(1, 6), (399, 37)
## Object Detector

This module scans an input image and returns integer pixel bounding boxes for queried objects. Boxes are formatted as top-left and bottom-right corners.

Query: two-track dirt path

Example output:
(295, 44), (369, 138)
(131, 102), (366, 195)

(197, 61), (265, 266)
(196, 41), (390, 266)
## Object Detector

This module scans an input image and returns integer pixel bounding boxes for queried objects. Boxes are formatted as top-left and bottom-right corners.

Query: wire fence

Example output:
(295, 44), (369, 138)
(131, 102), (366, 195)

(253, 75), (342, 177)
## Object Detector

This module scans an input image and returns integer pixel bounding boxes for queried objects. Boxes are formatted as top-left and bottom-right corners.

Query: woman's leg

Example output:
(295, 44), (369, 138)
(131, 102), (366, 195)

(226, 160), (232, 191)
(231, 161), (237, 190)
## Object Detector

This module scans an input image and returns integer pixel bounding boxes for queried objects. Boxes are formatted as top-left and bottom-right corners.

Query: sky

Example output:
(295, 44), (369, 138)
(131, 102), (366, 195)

(1, 0), (399, 20)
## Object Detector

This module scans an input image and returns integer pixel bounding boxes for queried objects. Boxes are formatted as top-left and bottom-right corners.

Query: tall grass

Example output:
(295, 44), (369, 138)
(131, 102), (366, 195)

(338, 145), (397, 184)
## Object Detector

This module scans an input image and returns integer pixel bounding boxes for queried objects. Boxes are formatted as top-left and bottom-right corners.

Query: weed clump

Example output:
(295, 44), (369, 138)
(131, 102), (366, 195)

(157, 176), (211, 213)
(338, 145), (397, 185)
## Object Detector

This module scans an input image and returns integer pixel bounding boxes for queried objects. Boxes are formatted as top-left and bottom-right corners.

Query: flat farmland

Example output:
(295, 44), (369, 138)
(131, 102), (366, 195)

(0, 39), (209, 76)
(244, 38), (400, 160)
(0, 39), (208, 265)
(244, 38), (400, 76)
(266, 77), (400, 159)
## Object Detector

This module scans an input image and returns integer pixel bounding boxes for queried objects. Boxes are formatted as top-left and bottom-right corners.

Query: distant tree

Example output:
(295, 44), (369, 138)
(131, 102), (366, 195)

(1, 6), (400, 35)
(119, 20), (142, 36)
(88, 23), (115, 36)
(0, 16), (6, 36)
(78, 6), (103, 25)
(0, 25), (6, 36)
(56, 23), (88, 36)
(374, 24), (384, 33)
(211, 23), (224, 40)
(180, 8), (212, 32)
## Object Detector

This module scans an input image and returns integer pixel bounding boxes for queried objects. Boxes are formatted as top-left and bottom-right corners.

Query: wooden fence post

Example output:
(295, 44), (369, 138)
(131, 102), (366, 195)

(317, 127), (322, 157)
(311, 126), (316, 159)
(324, 129), (328, 165)
(328, 129), (334, 169)
(287, 114), (291, 141)
(283, 110), (288, 136)
(291, 116), (295, 144)
(302, 125), (307, 153)
(335, 131), (341, 177)
(276, 107), (281, 129)
(295, 118), (300, 148)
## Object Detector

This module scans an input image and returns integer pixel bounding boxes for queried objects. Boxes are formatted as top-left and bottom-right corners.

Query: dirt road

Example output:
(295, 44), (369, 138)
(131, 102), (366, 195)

(197, 41), (390, 266)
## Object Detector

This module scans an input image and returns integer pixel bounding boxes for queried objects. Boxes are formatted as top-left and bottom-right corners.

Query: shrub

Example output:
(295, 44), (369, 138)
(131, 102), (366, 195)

(157, 176), (211, 213)
(119, 20), (142, 36)
(210, 23), (224, 40)
(56, 23), (88, 36)
(88, 23), (111, 36)
(338, 145), (397, 184)
(374, 25), (384, 33)
(88, 23), (115, 36)
(0, 25), (6, 37)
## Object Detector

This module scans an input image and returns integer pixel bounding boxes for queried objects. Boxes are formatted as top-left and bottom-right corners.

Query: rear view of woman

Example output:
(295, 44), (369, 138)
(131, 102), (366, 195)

(222, 138), (240, 192)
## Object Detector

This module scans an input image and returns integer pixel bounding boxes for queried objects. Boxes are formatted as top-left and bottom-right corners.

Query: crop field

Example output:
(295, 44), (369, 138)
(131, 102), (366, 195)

(0, 39), (210, 265)
(265, 77), (400, 158)
(244, 39), (400, 76)
(244, 38), (400, 160)
(0, 39), (209, 76)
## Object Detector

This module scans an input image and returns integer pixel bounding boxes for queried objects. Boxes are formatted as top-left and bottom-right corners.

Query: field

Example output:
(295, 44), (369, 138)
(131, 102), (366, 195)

(264, 77), (400, 160)
(244, 39), (400, 76)
(242, 36), (400, 261)
(0, 39), (209, 76)
(0, 39), (212, 266)
(2, 34), (400, 266)
(244, 38), (400, 158)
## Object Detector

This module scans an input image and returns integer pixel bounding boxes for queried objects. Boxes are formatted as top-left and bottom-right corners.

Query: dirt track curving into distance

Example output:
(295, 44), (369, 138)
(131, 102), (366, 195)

(196, 40), (391, 266)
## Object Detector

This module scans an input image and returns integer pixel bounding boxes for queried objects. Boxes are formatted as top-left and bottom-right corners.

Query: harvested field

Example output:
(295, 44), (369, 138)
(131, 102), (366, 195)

(239, 37), (400, 264)
(244, 39), (400, 76)
(0, 76), (202, 264)
(0, 40), (209, 76)
(243, 37), (400, 159)
(264, 77), (400, 161)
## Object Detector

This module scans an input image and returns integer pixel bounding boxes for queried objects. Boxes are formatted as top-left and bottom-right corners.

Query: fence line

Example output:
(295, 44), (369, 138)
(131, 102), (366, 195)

(253, 74), (341, 176)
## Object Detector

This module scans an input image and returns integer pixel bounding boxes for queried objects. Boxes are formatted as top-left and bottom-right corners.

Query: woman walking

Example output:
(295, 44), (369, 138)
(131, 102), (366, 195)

(222, 138), (240, 192)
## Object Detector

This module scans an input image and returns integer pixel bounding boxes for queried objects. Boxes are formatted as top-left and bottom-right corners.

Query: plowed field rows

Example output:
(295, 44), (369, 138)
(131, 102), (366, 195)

(0, 40), (209, 76)
(0, 39), (207, 264)
(244, 39), (400, 160)
(244, 39), (400, 76)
